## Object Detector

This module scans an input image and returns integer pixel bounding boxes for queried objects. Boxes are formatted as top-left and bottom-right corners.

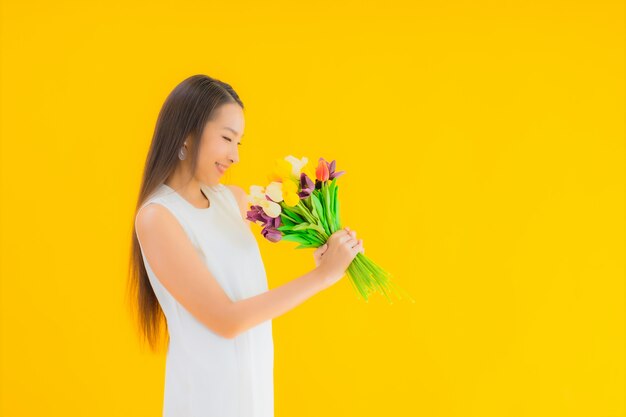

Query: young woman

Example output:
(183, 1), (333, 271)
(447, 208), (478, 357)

(128, 74), (365, 417)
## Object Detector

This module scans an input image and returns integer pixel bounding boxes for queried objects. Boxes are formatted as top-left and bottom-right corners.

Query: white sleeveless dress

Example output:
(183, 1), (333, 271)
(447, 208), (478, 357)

(134, 182), (274, 417)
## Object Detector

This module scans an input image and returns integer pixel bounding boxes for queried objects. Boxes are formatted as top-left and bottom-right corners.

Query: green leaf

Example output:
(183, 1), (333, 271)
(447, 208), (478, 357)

(311, 193), (325, 224)
(312, 192), (331, 236)
(336, 189), (341, 229)
(292, 222), (312, 231)
(280, 216), (296, 227)
(323, 183), (333, 233)
(282, 207), (304, 223)
(333, 183), (339, 229)
(312, 223), (326, 235)
(303, 197), (313, 212)
(310, 198), (320, 221)
(328, 180), (336, 230)
(280, 234), (310, 244)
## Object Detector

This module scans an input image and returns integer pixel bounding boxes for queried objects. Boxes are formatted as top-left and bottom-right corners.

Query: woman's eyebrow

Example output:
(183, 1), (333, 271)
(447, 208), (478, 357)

(223, 126), (244, 137)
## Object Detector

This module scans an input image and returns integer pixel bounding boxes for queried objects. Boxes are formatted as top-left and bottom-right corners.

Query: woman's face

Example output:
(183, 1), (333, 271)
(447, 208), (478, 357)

(196, 102), (245, 185)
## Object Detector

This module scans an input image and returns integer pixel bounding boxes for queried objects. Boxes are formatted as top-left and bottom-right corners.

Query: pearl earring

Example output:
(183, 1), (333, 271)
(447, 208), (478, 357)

(178, 145), (187, 160)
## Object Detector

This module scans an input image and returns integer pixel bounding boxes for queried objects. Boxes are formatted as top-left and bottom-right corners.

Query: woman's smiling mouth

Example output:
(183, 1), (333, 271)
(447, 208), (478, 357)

(215, 162), (227, 174)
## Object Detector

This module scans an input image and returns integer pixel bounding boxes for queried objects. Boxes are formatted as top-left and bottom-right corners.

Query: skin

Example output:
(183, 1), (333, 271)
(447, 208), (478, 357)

(135, 102), (365, 339)
(163, 102), (246, 209)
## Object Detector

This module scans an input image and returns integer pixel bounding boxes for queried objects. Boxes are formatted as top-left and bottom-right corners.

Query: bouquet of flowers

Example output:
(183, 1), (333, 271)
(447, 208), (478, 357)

(245, 155), (414, 303)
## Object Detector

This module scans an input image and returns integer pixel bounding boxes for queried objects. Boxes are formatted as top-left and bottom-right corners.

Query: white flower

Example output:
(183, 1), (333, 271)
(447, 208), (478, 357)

(248, 185), (266, 204)
(265, 181), (284, 203)
(258, 199), (282, 218)
(248, 184), (282, 218)
(285, 155), (308, 177)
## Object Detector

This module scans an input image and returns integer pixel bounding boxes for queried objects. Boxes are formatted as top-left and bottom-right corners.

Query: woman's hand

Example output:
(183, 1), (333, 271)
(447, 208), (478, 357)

(313, 242), (329, 268)
(314, 227), (365, 267)
(314, 227), (365, 286)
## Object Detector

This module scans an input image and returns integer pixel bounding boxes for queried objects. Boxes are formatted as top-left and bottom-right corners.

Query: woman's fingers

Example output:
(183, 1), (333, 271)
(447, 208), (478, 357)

(351, 239), (364, 255)
(313, 243), (328, 266)
(343, 228), (364, 254)
(314, 243), (328, 256)
(338, 234), (355, 245)
(338, 228), (358, 244)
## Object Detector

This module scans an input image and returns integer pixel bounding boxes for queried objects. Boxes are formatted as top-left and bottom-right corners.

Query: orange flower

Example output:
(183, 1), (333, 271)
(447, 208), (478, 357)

(315, 158), (330, 181)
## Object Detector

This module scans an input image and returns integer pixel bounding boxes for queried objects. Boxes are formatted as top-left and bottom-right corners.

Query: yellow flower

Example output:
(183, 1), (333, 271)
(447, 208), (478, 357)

(267, 158), (295, 183)
(301, 159), (317, 183)
(265, 180), (300, 208)
(281, 179), (300, 207)
(255, 156), (306, 215)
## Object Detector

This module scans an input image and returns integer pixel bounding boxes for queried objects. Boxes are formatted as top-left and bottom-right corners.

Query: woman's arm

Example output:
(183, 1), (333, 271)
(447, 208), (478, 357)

(135, 203), (331, 340)
(229, 267), (330, 338)
(223, 184), (334, 337)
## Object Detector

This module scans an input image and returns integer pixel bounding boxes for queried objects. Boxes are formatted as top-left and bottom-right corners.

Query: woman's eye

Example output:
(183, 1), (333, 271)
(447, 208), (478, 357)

(223, 136), (242, 146)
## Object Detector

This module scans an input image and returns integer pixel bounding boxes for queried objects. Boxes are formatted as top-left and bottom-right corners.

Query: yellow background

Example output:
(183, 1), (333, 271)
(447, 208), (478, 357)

(1, 1), (623, 416)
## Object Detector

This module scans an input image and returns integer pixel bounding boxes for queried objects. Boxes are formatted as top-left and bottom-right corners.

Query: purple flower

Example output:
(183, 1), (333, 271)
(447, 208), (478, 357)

(246, 205), (268, 224)
(247, 205), (283, 242)
(327, 159), (346, 180)
(298, 172), (315, 198)
(262, 215), (282, 242)
(262, 226), (282, 242)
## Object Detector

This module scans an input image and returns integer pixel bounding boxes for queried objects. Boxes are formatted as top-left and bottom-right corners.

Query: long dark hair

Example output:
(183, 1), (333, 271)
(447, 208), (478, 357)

(126, 74), (244, 352)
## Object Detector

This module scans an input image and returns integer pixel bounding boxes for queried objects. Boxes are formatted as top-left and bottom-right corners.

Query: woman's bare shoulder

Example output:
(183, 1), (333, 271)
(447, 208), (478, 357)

(135, 202), (179, 237)
(134, 201), (236, 339)
(225, 184), (249, 221)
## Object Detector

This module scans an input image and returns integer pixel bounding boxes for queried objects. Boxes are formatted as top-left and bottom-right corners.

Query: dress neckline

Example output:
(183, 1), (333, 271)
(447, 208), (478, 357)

(162, 183), (222, 211)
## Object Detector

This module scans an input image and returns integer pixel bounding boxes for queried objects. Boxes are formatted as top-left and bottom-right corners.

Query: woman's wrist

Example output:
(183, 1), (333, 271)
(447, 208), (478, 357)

(313, 265), (337, 290)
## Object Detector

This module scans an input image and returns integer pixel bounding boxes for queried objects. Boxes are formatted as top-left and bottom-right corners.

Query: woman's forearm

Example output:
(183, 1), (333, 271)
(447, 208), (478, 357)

(226, 267), (331, 338)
